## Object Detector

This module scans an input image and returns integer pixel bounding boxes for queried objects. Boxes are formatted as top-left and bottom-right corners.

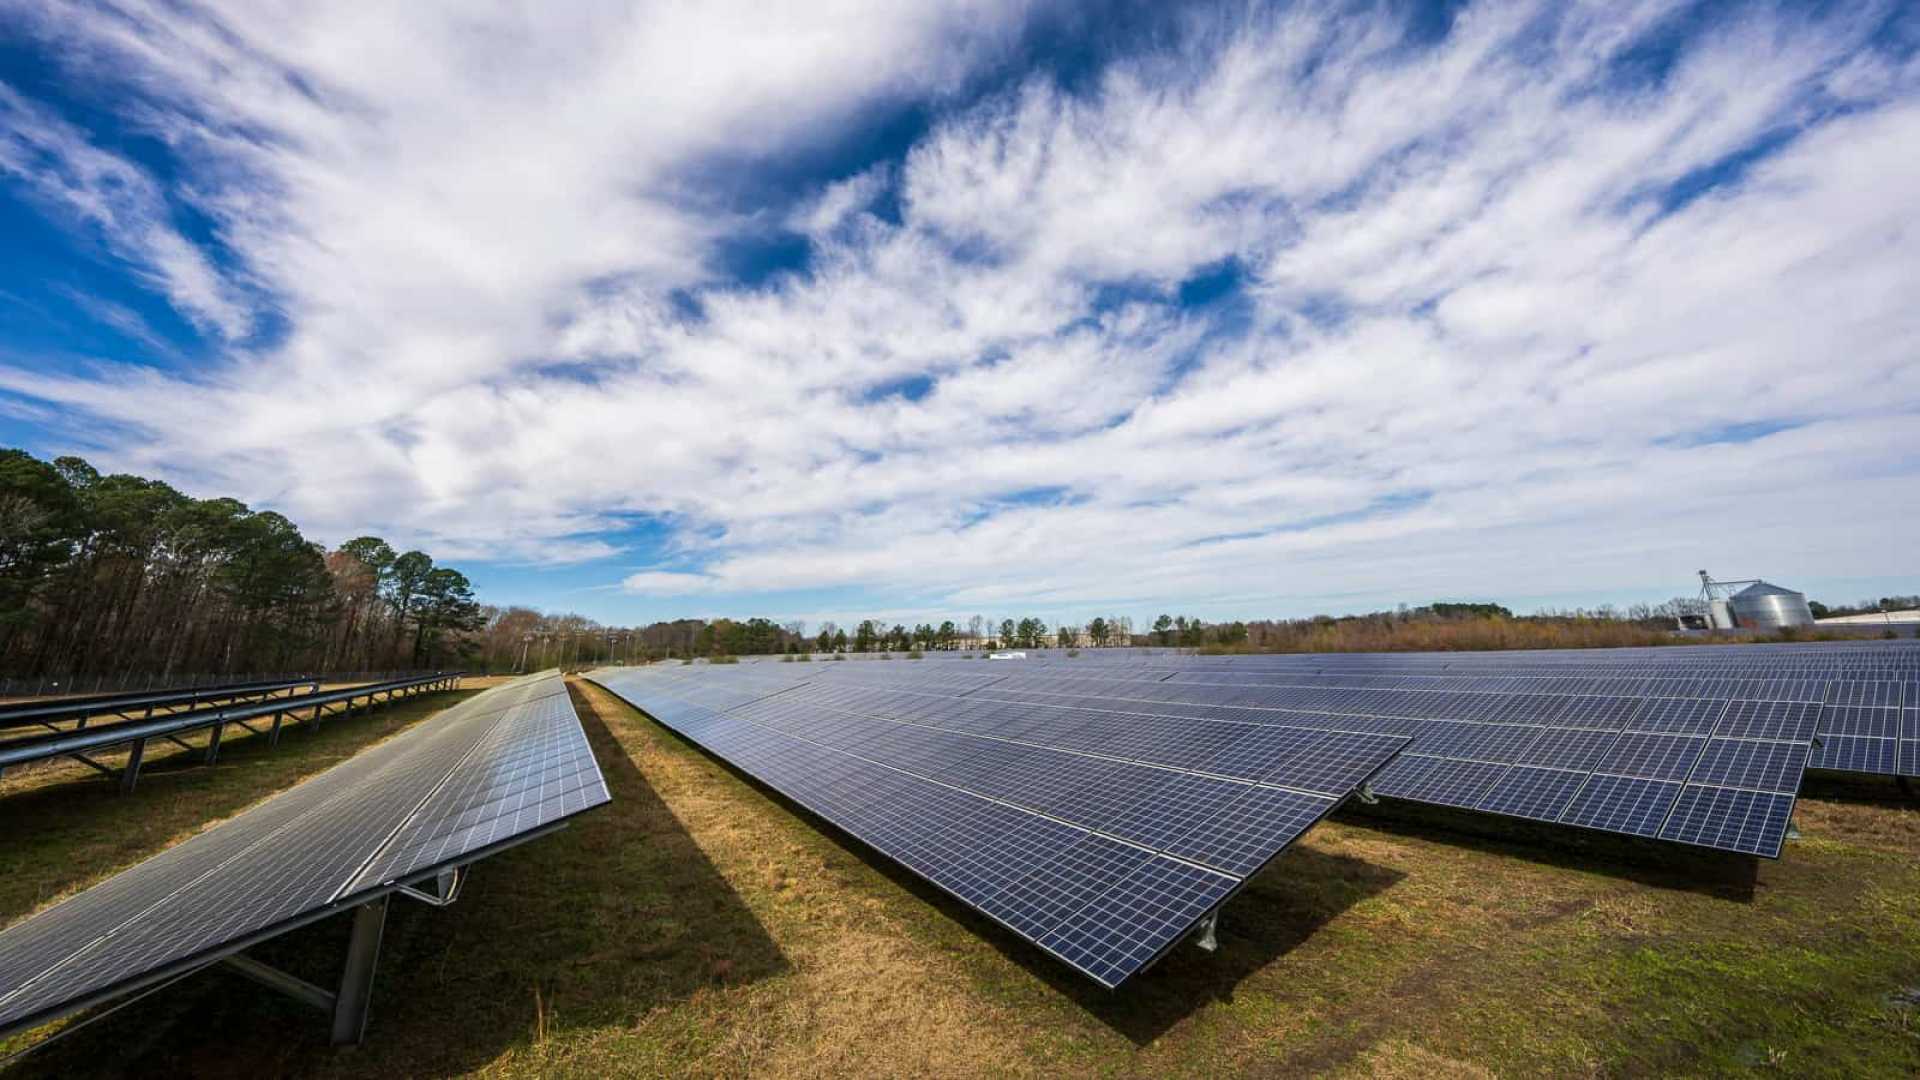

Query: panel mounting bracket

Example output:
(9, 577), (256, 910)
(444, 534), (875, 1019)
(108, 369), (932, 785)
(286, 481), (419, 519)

(1785, 817), (1801, 842)
(1193, 911), (1219, 953)
(215, 894), (392, 1048)
(396, 867), (465, 907)
(1354, 783), (1379, 806)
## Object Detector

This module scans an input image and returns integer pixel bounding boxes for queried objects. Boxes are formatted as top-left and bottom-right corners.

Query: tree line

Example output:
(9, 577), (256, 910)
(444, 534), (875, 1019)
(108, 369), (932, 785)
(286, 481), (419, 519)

(8, 443), (1880, 679)
(1, 448), (484, 678)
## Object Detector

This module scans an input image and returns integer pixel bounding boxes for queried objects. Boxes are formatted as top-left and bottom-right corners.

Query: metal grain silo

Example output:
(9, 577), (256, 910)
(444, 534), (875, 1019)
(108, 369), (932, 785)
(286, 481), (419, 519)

(1728, 581), (1814, 629)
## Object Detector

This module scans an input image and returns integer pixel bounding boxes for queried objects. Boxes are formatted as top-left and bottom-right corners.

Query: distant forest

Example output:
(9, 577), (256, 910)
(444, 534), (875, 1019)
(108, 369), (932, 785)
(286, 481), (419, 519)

(1, 447), (1884, 682)
(1, 449), (487, 679)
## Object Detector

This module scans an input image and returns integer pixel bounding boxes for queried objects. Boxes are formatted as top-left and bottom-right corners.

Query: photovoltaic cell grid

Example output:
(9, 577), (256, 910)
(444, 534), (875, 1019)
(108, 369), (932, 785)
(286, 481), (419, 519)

(945, 644), (1920, 855)
(589, 666), (1406, 988)
(0, 672), (609, 1040)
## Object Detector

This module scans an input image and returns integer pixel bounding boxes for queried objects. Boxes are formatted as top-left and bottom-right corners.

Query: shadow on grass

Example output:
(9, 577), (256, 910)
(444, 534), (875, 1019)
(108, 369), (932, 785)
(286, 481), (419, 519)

(1338, 799), (1760, 902)
(953, 843), (1403, 1046)
(639, 716), (1402, 1047)
(1799, 770), (1919, 808)
(2, 683), (786, 1079)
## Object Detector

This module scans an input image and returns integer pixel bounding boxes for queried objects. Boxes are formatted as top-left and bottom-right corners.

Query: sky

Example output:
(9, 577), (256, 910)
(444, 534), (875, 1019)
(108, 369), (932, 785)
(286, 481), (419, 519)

(0, 0), (1916, 631)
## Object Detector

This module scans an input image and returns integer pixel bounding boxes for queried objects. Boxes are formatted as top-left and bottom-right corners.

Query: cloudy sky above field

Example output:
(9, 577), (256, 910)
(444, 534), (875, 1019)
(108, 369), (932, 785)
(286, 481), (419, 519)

(1, 0), (1916, 627)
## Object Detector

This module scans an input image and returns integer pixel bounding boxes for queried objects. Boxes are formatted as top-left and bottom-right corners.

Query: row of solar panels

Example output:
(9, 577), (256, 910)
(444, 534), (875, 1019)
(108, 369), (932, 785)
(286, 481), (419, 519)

(588, 666), (1403, 986)
(0, 676), (319, 730)
(0, 673), (610, 1047)
(961, 646), (1920, 677)
(723, 666), (1825, 854)
(583, 645), (1919, 988)
(795, 648), (1919, 782)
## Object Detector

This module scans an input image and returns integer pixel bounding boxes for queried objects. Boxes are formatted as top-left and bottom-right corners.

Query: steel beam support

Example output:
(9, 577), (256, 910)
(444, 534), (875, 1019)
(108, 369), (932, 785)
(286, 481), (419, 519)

(220, 954), (335, 1014)
(269, 711), (286, 748)
(203, 722), (225, 765)
(63, 752), (117, 778)
(119, 738), (146, 794)
(330, 896), (389, 1046)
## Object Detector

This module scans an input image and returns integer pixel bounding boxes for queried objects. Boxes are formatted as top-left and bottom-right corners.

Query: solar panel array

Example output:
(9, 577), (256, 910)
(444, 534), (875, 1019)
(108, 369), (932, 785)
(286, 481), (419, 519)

(602, 641), (1914, 884)
(1029, 640), (1920, 788)
(927, 641), (1916, 855)
(0, 672), (609, 1040)
(951, 670), (1810, 857)
(590, 664), (1407, 987)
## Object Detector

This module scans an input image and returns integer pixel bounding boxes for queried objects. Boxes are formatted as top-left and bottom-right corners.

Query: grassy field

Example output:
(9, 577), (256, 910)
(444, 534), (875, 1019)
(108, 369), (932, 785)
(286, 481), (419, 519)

(3, 678), (1917, 1077)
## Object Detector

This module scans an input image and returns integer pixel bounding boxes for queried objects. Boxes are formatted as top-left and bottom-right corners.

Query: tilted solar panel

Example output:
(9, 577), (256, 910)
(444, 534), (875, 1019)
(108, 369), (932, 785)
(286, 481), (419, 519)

(589, 666), (1405, 988)
(0, 672), (608, 1046)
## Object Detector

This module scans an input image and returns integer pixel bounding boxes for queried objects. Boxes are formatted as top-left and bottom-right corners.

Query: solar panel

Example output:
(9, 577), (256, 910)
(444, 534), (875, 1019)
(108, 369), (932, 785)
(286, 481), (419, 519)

(940, 646), (1898, 854)
(589, 666), (1403, 988)
(0, 673), (609, 1047)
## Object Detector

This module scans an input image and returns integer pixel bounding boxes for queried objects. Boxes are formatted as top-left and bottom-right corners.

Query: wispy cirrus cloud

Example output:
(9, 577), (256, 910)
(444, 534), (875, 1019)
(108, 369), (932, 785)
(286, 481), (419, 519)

(1, 1), (1916, 622)
(0, 83), (250, 339)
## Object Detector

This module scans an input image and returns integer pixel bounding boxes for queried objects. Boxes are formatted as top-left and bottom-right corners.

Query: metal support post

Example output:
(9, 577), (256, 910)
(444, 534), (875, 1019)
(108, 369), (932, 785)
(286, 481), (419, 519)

(331, 895), (390, 1046)
(120, 738), (146, 794)
(269, 711), (285, 748)
(204, 721), (225, 764)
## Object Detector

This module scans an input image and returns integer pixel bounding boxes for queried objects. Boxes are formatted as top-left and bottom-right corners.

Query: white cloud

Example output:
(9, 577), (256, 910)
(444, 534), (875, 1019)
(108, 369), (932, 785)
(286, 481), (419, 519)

(2, 0), (1916, 620)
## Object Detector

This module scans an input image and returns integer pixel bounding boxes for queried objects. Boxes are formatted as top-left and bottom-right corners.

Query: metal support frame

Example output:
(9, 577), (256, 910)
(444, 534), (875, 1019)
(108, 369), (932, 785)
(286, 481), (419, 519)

(63, 752), (115, 778)
(215, 894), (393, 1048)
(1785, 817), (1802, 841)
(330, 896), (389, 1046)
(119, 739), (146, 794)
(396, 867), (464, 906)
(1192, 911), (1220, 952)
(4, 674), (455, 798)
(1354, 782), (1379, 806)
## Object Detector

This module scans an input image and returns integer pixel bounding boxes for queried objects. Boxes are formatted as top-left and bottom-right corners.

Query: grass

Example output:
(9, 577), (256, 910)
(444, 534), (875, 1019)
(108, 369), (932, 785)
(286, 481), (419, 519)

(4, 679), (1918, 1077)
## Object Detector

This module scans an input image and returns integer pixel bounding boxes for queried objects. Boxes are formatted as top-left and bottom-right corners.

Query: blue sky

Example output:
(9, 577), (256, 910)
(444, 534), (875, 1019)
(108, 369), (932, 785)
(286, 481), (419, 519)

(1, 0), (1917, 630)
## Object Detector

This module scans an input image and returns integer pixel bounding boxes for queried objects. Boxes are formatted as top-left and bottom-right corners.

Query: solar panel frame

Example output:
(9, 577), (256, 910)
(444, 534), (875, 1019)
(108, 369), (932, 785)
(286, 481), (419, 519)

(0, 673), (608, 1043)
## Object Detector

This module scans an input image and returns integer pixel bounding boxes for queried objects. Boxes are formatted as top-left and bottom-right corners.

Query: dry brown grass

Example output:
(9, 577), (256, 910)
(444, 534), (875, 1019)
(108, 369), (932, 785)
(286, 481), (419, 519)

(1211, 615), (1742, 653)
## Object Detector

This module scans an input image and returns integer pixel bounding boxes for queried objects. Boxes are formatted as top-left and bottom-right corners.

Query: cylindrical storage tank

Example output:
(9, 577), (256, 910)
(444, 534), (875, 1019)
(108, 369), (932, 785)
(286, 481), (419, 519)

(1728, 581), (1814, 629)
(1708, 599), (1735, 630)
